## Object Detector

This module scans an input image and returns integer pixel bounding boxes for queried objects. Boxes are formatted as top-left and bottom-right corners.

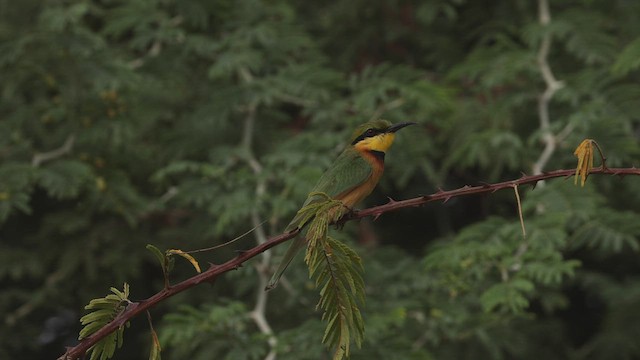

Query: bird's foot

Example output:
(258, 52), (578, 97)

(335, 205), (357, 230)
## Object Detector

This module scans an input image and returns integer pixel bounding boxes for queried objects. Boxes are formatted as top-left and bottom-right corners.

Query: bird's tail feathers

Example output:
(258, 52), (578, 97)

(265, 236), (306, 291)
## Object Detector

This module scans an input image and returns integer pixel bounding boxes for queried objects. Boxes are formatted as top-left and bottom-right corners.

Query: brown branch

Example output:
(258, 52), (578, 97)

(348, 167), (639, 221)
(58, 166), (640, 360)
(57, 230), (299, 360)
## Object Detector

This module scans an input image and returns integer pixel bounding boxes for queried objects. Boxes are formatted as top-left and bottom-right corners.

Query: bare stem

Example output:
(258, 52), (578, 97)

(591, 140), (608, 170)
(513, 185), (526, 238)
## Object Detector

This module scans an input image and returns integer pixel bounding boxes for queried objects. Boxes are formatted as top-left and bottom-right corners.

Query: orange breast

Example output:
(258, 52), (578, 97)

(336, 150), (385, 209)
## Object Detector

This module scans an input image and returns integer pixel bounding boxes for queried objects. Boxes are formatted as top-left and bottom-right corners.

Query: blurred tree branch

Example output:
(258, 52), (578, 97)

(58, 166), (640, 360)
(31, 135), (75, 167)
(532, 0), (566, 177)
(238, 66), (278, 360)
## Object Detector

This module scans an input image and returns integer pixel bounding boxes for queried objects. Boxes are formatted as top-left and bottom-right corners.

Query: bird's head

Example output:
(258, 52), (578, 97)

(350, 120), (415, 153)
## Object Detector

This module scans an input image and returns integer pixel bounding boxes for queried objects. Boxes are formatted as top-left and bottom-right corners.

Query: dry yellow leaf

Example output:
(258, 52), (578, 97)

(167, 249), (202, 273)
(573, 139), (594, 187)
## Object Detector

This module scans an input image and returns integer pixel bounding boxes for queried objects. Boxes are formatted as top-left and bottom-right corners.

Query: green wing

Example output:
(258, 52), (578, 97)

(287, 149), (373, 230)
(266, 149), (372, 290)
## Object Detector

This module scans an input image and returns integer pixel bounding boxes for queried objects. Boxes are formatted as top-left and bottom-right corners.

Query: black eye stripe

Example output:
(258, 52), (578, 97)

(351, 128), (384, 145)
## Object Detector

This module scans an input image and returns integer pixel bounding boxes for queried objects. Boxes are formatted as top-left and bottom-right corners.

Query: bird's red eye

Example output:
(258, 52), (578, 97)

(365, 129), (374, 136)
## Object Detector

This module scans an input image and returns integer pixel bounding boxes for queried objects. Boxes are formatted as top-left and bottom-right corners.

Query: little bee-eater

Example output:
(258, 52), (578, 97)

(266, 120), (415, 290)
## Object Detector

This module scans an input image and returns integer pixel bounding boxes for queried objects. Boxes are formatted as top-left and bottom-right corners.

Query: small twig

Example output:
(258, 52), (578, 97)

(510, 184), (529, 273)
(157, 187), (179, 204)
(513, 184), (526, 239)
(31, 135), (75, 167)
(129, 17), (183, 69)
(145, 310), (156, 335)
(510, 242), (529, 272)
(591, 140), (608, 170)
(182, 220), (267, 254)
(146, 310), (161, 356)
(6, 268), (66, 325)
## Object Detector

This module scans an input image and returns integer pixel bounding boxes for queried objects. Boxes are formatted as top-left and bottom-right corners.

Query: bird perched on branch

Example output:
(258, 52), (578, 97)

(266, 120), (415, 290)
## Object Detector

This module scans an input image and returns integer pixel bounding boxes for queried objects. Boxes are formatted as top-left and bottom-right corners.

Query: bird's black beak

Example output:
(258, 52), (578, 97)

(387, 122), (416, 133)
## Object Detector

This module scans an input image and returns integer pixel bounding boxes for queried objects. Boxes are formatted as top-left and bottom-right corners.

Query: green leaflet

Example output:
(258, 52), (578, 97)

(480, 278), (534, 313)
(304, 200), (365, 360)
(79, 284), (131, 360)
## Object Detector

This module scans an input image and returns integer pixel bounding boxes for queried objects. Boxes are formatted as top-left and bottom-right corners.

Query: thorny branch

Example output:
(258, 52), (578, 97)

(58, 166), (640, 360)
(58, 229), (300, 360)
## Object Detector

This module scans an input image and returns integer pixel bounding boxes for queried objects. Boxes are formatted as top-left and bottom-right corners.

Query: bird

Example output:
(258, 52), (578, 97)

(265, 119), (415, 290)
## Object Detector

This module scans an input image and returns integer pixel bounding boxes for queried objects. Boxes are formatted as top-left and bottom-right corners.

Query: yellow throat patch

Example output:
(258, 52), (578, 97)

(355, 132), (396, 153)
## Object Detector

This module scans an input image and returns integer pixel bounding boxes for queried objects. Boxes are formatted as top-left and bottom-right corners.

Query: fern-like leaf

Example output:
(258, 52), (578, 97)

(480, 278), (534, 313)
(79, 283), (131, 360)
(304, 202), (365, 360)
(612, 36), (640, 76)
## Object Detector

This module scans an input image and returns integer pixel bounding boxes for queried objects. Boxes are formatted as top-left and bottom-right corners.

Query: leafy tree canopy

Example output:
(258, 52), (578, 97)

(2, 0), (640, 359)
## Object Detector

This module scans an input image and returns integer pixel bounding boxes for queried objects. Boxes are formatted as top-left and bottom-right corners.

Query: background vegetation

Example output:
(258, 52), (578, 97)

(2, 0), (640, 358)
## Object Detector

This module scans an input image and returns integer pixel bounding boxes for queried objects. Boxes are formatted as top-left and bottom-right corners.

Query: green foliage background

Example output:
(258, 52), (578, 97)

(2, 0), (640, 358)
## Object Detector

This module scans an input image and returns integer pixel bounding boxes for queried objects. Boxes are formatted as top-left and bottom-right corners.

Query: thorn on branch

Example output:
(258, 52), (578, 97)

(614, 171), (626, 179)
(124, 302), (139, 313)
(530, 180), (539, 190)
(442, 196), (451, 204)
